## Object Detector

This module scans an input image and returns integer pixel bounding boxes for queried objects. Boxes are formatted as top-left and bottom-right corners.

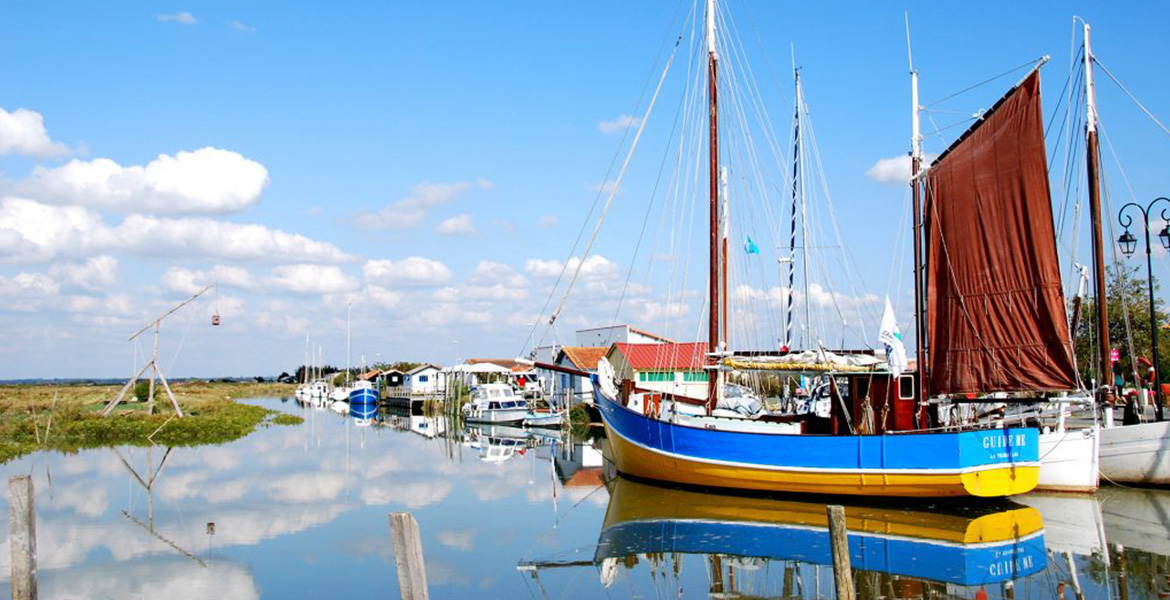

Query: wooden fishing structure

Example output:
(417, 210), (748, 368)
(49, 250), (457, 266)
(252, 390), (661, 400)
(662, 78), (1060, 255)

(102, 284), (215, 418)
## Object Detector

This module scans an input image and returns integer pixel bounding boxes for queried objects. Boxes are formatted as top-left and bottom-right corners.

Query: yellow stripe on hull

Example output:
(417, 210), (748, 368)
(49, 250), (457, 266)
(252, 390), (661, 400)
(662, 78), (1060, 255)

(605, 423), (1040, 498)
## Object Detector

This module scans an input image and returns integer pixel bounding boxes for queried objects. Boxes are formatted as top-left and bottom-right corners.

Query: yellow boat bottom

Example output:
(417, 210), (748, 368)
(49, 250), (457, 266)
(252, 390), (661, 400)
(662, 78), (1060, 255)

(605, 425), (1040, 498)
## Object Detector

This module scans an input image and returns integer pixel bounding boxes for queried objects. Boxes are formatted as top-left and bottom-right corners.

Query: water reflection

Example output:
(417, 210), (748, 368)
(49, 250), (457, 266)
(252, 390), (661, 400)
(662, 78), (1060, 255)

(2, 398), (1170, 599)
(595, 477), (1046, 597)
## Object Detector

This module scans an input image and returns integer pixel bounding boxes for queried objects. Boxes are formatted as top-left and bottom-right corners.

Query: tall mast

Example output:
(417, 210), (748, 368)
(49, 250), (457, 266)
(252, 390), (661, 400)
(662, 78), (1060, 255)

(721, 166), (730, 342)
(1083, 22), (1112, 398)
(797, 75), (812, 348)
(706, 0), (722, 412)
(908, 18), (928, 421)
(784, 69), (800, 352)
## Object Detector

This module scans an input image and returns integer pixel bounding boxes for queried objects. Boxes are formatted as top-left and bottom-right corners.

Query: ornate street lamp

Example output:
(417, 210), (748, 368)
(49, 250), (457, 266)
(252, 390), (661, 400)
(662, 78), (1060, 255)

(1117, 197), (1170, 421)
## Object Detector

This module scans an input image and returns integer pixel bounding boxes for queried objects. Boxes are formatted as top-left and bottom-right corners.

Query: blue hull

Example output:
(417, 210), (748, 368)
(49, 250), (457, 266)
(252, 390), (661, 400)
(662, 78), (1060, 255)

(349, 388), (378, 405)
(592, 375), (1040, 497)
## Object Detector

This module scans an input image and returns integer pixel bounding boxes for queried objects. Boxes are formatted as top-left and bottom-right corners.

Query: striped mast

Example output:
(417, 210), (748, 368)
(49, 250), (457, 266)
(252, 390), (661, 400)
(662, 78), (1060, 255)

(706, 0), (723, 413)
(784, 69), (801, 352)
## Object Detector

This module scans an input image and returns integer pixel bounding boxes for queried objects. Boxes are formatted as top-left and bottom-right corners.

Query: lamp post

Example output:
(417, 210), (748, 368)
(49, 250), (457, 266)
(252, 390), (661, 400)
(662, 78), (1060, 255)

(1117, 197), (1170, 421)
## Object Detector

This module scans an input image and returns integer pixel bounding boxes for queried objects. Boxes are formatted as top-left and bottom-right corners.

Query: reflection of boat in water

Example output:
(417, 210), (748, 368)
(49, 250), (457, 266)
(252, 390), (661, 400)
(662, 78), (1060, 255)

(596, 477), (1047, 592)
(465, 425), (531, 464)
(462, 383), (528, 424)
(1099, 486), (1170, 557)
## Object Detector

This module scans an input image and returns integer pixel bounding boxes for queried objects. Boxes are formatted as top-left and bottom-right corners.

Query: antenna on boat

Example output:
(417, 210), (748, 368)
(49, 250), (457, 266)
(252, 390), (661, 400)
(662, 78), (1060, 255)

(101, 284), (215, 418)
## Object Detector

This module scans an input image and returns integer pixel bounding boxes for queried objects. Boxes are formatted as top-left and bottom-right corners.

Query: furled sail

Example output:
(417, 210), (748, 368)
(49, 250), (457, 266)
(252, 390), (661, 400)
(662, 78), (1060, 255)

(923, 70), (1077, 396)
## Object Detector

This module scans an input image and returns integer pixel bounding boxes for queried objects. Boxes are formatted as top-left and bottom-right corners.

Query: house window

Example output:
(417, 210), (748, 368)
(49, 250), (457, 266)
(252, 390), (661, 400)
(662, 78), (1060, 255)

(419, 375), (429, 383)
(639, 371), (672, 382)
(683, 371), (709, 382)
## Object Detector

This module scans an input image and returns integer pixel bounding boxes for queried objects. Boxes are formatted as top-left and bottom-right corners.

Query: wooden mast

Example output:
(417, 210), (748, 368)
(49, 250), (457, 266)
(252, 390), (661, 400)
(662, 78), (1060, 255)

(1084, 23), (1112, 399)
(706, 0), (722, 413)
(909, 27), (928, 424)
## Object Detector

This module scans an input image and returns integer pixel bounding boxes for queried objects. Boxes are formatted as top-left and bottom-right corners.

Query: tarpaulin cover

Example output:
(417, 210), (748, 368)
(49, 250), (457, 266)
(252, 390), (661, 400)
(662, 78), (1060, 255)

(923, 70), (1077, 396)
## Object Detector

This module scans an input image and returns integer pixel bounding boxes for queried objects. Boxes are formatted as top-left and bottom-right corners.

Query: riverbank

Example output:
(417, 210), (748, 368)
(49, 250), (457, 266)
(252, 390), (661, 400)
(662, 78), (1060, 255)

(0, 381), (301, 463)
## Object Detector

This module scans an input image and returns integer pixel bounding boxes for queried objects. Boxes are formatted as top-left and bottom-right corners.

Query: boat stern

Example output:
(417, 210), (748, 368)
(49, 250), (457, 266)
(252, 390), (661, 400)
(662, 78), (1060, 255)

(958, 428), (1041, 497)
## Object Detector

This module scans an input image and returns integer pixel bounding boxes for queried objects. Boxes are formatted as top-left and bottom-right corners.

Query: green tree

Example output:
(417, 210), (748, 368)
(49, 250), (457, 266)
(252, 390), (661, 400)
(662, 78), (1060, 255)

(1074, 264), (1170, 388)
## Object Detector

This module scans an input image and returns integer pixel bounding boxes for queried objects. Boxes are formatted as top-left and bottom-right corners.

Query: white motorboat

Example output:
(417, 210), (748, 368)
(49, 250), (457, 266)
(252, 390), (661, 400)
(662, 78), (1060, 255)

(462, 383), (528, 424)
(523, 409), (565, 428)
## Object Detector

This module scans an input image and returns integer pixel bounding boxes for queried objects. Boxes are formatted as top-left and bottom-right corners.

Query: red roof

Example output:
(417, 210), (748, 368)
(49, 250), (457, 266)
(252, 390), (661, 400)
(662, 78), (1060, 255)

(612, 342), (708, 371)
(559, 346), (608, 370)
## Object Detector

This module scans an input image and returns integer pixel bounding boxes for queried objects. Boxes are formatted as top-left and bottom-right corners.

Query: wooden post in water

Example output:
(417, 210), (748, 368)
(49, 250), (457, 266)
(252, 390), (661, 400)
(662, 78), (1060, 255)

(9, 475), (36, 600)
(827, 505), (854, 600)
(389, 512), (428, 600)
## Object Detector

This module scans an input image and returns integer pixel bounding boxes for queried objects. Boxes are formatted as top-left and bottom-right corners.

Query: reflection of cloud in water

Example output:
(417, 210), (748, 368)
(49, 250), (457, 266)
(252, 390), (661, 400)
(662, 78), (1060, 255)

(437, 529), (475, 551)
(41, 556), (259, 600)
(265, 472), (348, 503)
(360, 479), (452, 508)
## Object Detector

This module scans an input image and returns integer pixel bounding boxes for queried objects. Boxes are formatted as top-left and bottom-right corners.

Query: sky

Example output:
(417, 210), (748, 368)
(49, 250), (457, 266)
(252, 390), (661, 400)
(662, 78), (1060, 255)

(0, 0), (1168, 379)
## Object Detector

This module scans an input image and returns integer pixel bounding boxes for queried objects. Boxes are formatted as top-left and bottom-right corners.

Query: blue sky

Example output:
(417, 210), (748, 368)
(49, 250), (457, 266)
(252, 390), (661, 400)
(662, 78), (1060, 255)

(0, 1), (1168, 378)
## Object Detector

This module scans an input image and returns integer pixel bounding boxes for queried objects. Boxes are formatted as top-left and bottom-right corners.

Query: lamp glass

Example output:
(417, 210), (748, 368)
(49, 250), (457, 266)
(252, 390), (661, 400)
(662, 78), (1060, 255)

(1119, 230), (1138, 257)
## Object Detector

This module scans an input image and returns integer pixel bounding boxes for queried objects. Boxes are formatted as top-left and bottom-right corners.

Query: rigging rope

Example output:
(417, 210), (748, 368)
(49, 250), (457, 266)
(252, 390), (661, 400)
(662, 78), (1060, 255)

(1093, 57), (1170, 140)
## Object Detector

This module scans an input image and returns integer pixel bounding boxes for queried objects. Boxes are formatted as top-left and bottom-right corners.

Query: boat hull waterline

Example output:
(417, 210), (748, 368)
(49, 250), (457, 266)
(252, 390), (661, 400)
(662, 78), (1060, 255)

(1035, 425), (1100, 493)
(595, 380), (1040, 498)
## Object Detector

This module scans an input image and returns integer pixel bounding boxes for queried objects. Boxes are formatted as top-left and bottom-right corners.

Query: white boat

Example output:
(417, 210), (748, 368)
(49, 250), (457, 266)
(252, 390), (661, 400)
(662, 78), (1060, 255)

(1100, 419), (1170, 485)
(330, 386), (350, 402)
(1098, 485), (1170, 556)
(1038, 424), (1100, 492)
(523, 409), (565, 428)
(330, 400), (349, 414)
(462, 383), (528, 424)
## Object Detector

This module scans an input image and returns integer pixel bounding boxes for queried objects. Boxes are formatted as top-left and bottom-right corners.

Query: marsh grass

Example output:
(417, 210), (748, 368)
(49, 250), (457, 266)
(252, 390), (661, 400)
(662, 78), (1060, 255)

(0, 381), (300, 463)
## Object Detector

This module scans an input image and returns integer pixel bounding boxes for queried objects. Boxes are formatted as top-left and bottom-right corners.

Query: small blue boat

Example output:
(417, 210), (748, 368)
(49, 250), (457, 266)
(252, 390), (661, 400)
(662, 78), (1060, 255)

(348, 382), (378, 405)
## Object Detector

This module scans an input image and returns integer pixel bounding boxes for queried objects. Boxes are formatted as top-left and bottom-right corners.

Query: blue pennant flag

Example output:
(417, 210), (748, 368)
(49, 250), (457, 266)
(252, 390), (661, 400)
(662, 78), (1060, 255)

(743, 236), (760, 255)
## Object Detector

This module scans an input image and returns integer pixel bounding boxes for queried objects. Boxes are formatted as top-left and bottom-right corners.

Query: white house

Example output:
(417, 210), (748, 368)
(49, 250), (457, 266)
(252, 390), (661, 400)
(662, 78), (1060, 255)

(575, 325), (672, 348)
(405, 364), (444, 395)
(550, 346), (607, 406)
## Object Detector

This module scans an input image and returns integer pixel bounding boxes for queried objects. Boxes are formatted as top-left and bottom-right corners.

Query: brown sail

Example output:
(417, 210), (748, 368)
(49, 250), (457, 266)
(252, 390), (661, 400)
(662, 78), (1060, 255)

(923, 70), (1077, 396)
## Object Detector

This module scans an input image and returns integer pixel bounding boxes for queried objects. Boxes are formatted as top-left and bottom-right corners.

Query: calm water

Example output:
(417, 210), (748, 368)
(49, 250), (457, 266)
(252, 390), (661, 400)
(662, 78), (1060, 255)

(1, 397), (1168, 599)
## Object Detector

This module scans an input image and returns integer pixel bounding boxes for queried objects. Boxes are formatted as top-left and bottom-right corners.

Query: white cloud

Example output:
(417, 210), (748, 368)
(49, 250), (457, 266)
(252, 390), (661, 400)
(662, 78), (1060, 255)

(161, 265), (254, 294)
(0, 107), (69, 158)
(435, 213), (475, 235)
(525, 255), (616, 279)
(26, 147), (270, 214)
(363, 257), (452, 286)
(229, 20), (256, 33)
(469, 261), (526, 287)
(356, 181), (473, 229)
(267, 265), (358, 295)
(158, 11), (197, 24)
(0, 197), (115, 264)
(535, 215), (557, 228)
(865, 155), (911, 185)
(476, 178), (494, 190)
(599, 114), (641, 134)
(115, 214), (354, 264)
(0, 272), (59, 310)
(49, 256), (117, 291)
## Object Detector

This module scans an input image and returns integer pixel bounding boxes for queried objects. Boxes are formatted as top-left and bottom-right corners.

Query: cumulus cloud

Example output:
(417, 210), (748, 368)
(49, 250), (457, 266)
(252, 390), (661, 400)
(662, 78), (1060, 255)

(355, 181), (475, 229)
(267, 265), (358, 295)
(525, 255), (616, 279)
(25, 147), (270, 214)
(599, 114), (641, 134)
(158, 11), (197, 24)
(0, 197), (115, 264)
(363, 257), (452, 286)
(0, 272), (60, 310)
(0, 107), (69, 158)
(535, 215), (558, 228)
(865, 154), (936, 185)
(161, 265), (254, 294)
(435, 213), (475, 235)
(49, 256), (117, 291)
(0, 198), (352, 265)
(115, 214), (353, 263)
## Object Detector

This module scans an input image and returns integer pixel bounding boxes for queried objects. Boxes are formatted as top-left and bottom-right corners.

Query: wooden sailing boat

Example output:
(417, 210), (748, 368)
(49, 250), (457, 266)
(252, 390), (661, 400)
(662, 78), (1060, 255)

(592, 0), (1039, 498)
(913, 62), (1101, 493)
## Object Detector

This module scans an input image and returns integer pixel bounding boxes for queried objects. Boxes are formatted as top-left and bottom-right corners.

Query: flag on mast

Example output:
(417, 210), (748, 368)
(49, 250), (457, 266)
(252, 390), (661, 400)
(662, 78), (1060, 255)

(743, 236), (759, 255)
(879, 296), (908, 377)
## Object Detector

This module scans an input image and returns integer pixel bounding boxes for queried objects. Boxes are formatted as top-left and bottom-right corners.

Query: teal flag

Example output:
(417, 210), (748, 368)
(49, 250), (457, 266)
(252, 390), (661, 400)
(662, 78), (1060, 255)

(743, 236), (759, 255)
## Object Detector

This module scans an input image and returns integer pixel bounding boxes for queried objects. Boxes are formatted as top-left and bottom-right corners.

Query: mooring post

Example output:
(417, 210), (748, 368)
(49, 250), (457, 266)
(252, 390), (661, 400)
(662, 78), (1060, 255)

(827, 504), (854, 600)
(9, 475), (37, 600)
(389, 512), (429, 600)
